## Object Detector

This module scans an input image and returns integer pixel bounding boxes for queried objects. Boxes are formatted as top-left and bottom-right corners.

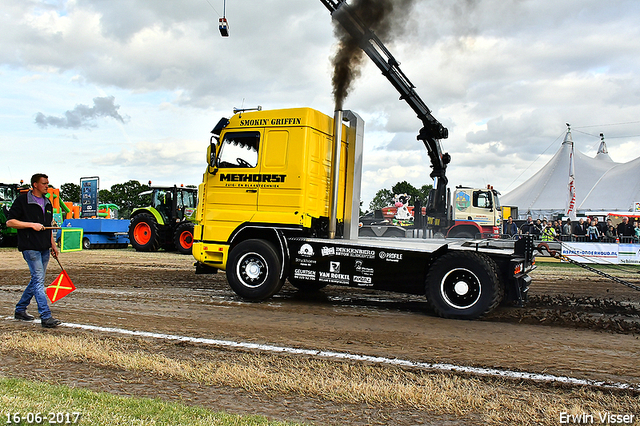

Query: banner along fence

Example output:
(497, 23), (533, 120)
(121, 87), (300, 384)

(561, 242), (640, 264)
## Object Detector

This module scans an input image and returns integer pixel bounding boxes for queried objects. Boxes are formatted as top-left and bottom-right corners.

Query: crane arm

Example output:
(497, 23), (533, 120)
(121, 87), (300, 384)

(321, 0), (451, 224)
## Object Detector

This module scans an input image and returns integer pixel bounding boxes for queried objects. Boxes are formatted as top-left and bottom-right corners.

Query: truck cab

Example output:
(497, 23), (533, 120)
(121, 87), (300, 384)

(193, 107), (358, 271)
(448, 186), (502, 238)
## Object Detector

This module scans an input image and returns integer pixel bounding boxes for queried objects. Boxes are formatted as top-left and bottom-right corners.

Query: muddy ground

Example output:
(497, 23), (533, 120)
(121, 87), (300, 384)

(0, 248), (639, 425)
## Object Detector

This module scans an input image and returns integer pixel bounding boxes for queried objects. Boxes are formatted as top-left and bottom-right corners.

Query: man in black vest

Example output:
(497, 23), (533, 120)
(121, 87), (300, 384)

(6, 173), (62, 328)
(616, 216), (634, 241)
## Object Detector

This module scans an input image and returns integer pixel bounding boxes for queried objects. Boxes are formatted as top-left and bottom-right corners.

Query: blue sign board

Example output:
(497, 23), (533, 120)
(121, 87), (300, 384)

(80, 177), (99, 218)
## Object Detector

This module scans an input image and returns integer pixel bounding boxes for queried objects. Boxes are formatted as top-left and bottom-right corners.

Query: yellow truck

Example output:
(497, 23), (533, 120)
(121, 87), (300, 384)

(192, 107), (534, 319)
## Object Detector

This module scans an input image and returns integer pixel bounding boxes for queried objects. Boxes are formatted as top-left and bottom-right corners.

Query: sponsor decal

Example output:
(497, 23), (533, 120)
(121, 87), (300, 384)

(378, 251), (403, 262)
(298, 243), (314, 257)
(353, 275), (373, 286)
(330, 261), (341, 273)
(354, 260), (374, 276)
(220, 173), (286, 183)
(319, 271), (349, 284)
(239, 117), (302, 127)
(335, 247), (376, 259)
(321, 246), (335, 256)
(455, 191), (471, 211)
(295, 257), (316, 266)
(293, 269), (317, 281)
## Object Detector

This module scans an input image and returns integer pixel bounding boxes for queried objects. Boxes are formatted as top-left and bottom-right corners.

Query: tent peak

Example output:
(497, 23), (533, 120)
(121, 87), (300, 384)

(562, 123), (573, 145)
(597, 133), (608, 154)
(595, 132), (613, 162)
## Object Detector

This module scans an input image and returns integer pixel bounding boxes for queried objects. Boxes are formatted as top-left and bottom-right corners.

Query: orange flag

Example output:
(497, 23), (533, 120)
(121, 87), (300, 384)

(46, 270), (76, 303)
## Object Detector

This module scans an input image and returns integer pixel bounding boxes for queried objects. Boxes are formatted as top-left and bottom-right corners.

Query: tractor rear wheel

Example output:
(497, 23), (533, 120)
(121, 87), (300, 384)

(174, 222), (194, 255)
(425, 251), (502, 320)
(129, 213), (160, 252)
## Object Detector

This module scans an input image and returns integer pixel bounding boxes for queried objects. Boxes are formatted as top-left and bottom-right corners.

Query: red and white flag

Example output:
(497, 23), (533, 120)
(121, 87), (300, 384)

(566, 144), (577, 220)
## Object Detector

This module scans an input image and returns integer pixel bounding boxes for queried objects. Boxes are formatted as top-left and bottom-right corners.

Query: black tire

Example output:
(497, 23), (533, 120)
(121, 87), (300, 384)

(174, 222), (195, 255)
(129, 213), (160, 252)
(448, 231), (473, 239)
(288, 277), (328, 292)
(82, 237), (91, 250)
(227, 239), (284, 300)
(425, 251), (503, 320)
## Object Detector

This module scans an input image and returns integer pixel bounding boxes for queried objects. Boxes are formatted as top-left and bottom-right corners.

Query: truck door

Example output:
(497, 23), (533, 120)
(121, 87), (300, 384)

(470, 190), (494, 227)
(207, 131), (261, 233)
(258, 128), (303, 215)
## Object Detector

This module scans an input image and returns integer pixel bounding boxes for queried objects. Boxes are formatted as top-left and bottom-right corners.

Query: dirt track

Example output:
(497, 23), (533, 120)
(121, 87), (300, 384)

(1, 248), (639, 425)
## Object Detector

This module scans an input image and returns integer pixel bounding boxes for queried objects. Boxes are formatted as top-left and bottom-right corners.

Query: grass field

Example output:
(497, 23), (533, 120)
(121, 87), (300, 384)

(1, 332), (638, 426)
(0, 376), (299, 426)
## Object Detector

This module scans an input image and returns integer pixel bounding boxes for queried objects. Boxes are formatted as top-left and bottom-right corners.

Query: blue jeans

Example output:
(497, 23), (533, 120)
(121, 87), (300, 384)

(16, 249), (52, 319)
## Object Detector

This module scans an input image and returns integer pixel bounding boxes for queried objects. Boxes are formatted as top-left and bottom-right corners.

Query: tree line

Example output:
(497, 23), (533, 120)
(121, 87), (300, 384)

(368, 181), (432, 212)
(58, 179), (430, 219)
(59, 180), (152, 219)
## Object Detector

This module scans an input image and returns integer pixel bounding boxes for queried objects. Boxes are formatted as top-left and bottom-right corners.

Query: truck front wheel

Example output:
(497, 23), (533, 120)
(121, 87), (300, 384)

(227, 240), (284, 300)
(425, 251), (502, 319)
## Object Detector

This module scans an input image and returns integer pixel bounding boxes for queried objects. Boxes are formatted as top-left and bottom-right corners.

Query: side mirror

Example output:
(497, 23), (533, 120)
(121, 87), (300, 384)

(208, 136), (219, 175)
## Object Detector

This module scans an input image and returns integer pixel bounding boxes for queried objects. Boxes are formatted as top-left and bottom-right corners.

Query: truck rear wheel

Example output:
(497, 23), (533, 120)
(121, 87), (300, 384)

(129, 213), (160, 252)
(227, 239), (284, 300)
(174, 222), (194, 255)
(425, 251), (502, 320)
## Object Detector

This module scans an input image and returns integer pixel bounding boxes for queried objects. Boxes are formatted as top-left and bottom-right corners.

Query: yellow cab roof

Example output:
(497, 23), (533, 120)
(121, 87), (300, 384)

(225, 107), (334, 135)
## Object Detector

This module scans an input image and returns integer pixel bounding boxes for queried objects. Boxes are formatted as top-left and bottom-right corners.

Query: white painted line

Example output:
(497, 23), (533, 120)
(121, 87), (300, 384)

(6, 317), (639, 391)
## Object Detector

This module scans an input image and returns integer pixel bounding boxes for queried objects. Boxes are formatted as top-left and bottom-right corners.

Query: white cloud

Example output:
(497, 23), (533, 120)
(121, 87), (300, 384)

(0, 0), (639, 207)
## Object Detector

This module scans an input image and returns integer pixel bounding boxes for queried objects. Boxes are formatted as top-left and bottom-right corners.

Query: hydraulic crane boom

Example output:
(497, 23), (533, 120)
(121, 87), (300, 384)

(321, 0), (451, 230)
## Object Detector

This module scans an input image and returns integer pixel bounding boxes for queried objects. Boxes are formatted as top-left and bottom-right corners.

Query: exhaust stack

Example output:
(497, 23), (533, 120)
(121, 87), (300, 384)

(328, 110), (343, 239)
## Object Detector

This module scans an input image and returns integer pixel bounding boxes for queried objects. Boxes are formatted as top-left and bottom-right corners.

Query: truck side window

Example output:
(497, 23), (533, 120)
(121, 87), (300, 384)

(473, 191), (492, 208)
(217, 132), (260, 168)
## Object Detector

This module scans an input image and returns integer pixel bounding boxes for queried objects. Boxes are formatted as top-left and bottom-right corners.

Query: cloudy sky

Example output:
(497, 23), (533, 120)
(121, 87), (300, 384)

(2, 0), (640, 208)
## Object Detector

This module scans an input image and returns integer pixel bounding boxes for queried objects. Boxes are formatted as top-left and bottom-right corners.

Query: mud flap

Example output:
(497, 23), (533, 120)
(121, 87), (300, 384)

(514, 274), (532, 306)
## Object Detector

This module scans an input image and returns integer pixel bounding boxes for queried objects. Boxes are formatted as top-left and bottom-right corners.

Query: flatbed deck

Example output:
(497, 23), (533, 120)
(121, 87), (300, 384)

(290, 236), (521, 258)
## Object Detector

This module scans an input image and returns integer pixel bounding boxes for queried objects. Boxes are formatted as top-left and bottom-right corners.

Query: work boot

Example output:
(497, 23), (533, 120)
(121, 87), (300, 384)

(14, 311), (35, 321)
(41, 317), (62, 328)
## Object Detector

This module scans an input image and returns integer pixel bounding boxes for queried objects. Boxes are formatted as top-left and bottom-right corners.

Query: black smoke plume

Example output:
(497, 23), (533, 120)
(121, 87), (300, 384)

(330, 0), (413, 110)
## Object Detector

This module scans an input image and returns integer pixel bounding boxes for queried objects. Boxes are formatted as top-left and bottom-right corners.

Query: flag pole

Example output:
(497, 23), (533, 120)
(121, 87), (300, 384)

(53, 250), (64, 271)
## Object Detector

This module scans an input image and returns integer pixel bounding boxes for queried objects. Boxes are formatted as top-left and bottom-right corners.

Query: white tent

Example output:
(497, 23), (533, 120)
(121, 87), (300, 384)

(501, 127), (640, 219)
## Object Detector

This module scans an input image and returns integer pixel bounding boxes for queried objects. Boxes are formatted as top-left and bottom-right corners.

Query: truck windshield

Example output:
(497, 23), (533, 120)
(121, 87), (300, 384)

(492, 191), (501, 210)
(217, 132), (260, 168)
(473, 191), (493, 209)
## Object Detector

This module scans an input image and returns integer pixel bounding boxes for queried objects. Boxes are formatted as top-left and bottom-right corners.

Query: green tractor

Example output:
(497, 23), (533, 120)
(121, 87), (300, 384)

(0, 183), (20, 247)
(128, 185), (198, 254)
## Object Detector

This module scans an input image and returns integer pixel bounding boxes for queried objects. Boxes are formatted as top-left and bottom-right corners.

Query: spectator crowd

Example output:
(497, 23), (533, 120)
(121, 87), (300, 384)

(502, 215), (640, 242)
